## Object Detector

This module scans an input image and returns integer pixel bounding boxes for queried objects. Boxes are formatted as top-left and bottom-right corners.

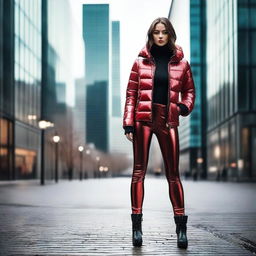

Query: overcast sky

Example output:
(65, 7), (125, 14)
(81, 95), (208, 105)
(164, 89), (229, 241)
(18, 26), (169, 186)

(69, 0), (189, 108)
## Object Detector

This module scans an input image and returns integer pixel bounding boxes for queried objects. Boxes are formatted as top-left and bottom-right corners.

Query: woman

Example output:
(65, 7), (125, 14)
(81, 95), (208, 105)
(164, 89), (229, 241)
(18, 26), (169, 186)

(122, 17), (195, 249)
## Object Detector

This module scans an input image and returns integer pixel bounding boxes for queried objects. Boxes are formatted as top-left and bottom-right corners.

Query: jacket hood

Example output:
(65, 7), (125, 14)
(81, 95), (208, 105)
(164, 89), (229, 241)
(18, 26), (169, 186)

(138, 44), (184, 62)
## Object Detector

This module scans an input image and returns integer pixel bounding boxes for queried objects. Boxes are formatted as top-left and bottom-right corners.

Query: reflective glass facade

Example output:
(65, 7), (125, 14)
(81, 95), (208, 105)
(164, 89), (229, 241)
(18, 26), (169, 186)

(14, 0), (42, 179)
(207, 0), (237, 125)
(206, 0), (256, 181)
(14, 0), (41, 126)
(111, 21), (121, 117)
(188, 0), (207, 177)
(0, 0), (40, 180)
(0, 118), (14, 180)
(190, 0), (205, 148)
(0, 0), (15, 180)
(47, 0), (73, 107)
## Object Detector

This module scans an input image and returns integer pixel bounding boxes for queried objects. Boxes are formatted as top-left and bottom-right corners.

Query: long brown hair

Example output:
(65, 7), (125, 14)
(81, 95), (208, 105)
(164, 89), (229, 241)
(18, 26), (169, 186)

(146, 17), (177, 54)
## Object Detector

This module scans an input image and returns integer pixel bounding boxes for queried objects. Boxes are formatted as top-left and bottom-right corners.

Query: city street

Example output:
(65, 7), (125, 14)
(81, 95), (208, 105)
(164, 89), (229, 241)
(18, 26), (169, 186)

(0, 176), (255, 255)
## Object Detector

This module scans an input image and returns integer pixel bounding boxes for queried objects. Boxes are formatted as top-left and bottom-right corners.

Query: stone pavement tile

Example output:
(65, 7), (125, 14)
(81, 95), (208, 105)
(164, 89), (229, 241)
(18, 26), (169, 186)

(0, 206), (253, 255)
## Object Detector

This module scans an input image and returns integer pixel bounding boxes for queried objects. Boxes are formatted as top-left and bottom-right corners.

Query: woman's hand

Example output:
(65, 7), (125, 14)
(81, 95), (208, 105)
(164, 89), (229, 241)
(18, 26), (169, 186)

(126, 132), (133, 142)
(177, 105), (181, 115)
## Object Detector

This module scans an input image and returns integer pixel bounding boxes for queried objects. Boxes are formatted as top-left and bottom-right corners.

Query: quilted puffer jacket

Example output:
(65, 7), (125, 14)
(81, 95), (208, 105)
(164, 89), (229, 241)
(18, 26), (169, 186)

(122, 44), (195, 130)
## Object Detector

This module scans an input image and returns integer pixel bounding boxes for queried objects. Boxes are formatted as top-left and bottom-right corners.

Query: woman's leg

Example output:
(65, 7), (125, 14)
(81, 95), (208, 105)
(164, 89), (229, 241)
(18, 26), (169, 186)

(155, 126), (185, 216)
(131, 121), (153, 214)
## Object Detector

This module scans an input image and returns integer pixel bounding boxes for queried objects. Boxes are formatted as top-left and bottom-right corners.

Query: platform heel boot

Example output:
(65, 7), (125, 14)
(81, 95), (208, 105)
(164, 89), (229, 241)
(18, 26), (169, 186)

(131, 213), (143, 247)
(174, 215), (188, 249)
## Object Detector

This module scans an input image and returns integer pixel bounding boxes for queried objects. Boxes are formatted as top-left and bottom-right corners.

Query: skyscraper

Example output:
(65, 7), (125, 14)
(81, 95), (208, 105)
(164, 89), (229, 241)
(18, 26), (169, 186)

(83, 4), (110, 152)
(206, 0), (256, 181)
(87, 80), (108, 152)
(73, 78), (86, 146)
(189, 0), (207, 178)
(0, 0), (85, 181)
(111, 21), (121, 117)
(109, 20), (125, 154)
(169, 0), (203, 177)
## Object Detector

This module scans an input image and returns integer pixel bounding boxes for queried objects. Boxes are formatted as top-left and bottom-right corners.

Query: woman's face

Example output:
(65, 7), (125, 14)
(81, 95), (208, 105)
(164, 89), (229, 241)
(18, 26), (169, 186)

(152, 23), (169, 46)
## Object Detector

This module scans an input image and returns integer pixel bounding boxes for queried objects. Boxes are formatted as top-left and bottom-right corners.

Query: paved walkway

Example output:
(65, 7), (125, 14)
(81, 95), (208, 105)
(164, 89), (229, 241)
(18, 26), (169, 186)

(0, 176), (255, 255)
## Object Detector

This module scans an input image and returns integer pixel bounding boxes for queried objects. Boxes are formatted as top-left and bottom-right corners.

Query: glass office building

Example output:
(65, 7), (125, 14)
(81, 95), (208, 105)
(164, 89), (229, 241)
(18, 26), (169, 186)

(206, 0), (256, 181)
(0, 0), (84, 181)
(169, 0), (205, 177)
(83, 4), (110, 152)
(0, 0), (42, 180)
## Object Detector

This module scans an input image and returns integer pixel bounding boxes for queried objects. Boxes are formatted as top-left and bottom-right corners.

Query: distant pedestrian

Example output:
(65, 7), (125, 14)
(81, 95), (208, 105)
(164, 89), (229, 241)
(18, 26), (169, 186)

(122, 17), (196, 249)
(216, 169), (221, 181)
(221, 167), (228, 181)
(192, 167), (198, 181)
(184, 169), (190, 179)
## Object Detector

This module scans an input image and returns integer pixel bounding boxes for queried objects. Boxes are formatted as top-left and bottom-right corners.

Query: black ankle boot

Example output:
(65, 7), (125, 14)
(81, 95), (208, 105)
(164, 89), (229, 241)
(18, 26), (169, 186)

(131, 213), (143, 247)
(174, 215), (188, 249)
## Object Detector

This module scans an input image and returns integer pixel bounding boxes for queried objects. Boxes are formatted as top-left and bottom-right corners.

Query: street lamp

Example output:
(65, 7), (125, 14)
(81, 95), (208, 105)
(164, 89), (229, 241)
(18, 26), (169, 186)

(39, 120), (54, 129)
(38, 120), (54, 185)
(85, 149), (91, 179)
(197, 158), (204, 164)
(99, 165), (106, 177)
(103, 166), (109, 177)
(78, 146), (84, 180)
(53, 133), (60, 183)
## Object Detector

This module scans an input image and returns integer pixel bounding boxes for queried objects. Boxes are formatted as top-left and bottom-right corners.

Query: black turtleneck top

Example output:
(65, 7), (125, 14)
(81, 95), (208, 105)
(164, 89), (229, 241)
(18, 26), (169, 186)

(150, 43), (173, 105)
(124, 43), (189, 135)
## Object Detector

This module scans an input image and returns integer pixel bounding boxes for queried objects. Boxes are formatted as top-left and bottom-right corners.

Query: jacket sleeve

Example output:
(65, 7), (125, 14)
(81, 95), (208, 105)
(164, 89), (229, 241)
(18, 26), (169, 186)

(122, 58), (139, 128)
(178, 61), (196, 116)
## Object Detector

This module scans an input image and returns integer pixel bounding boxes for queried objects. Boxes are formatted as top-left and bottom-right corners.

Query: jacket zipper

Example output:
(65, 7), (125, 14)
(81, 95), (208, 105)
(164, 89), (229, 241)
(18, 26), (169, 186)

(166, 54), (175, 127)
(150, 58), (156, 123)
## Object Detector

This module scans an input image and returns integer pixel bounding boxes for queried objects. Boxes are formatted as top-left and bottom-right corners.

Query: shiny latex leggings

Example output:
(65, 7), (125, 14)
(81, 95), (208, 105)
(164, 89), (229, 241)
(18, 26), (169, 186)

(131, 103), (185, 216)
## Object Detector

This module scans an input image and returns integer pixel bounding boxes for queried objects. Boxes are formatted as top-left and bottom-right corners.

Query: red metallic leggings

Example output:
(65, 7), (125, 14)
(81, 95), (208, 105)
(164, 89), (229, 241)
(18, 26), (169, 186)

(131, 103), (185, 216)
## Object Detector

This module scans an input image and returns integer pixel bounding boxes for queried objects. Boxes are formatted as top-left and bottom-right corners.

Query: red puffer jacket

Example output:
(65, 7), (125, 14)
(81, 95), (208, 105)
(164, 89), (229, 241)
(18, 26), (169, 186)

(123, 44), (195, 129)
